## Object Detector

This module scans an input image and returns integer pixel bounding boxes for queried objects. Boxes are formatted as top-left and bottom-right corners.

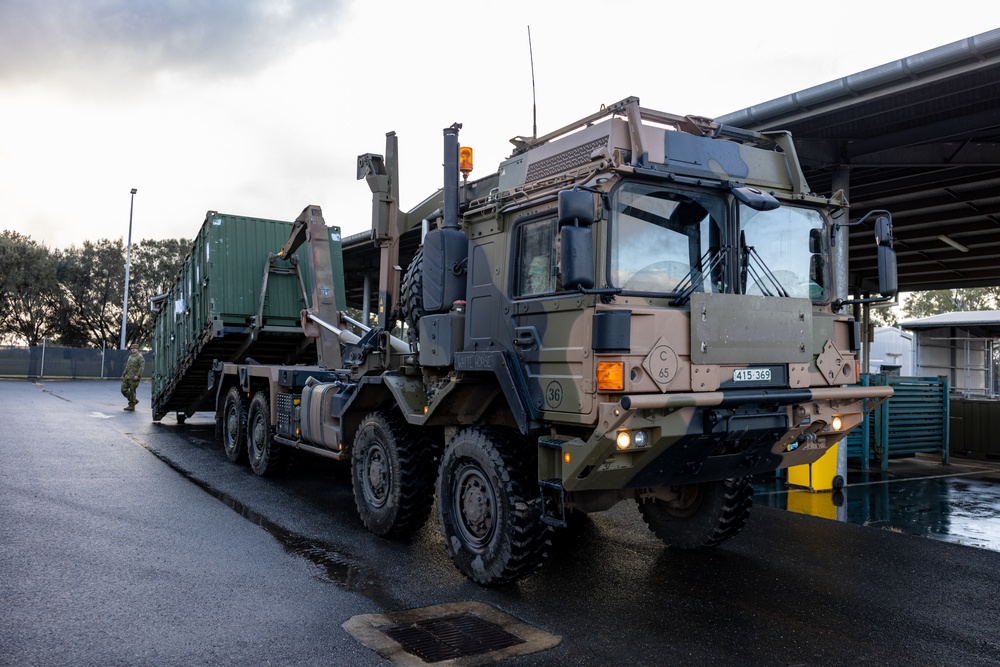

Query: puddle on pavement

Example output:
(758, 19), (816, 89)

(128, 435), (378, 591)
(755, 462), (1000, 551)
(212, 491), (372, 588)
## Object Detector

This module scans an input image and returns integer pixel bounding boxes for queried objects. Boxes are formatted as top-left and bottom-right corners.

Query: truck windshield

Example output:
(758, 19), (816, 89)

(609, 183), (725, 294)
(739, 204), (829, 300)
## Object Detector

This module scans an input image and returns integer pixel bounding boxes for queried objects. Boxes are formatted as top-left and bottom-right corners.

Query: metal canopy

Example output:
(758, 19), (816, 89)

(717, 28), (1000, 295)
(901, 310), (1000, 336)
(342, 31), (1000, 314)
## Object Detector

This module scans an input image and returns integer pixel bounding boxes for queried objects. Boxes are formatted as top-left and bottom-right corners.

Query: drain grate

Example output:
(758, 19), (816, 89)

(380, 612), (525, 662)
(344, 601), (561, 666)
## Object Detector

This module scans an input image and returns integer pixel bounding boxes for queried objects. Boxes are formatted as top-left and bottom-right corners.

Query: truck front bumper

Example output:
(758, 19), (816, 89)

(544, 385), (893, 492)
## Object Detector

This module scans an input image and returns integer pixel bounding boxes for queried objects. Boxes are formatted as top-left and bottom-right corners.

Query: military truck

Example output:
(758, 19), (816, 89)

(168, 97), (896, 585)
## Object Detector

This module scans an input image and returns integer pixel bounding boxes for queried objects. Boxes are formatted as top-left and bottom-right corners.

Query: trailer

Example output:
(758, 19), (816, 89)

(154, 97), (897, 584)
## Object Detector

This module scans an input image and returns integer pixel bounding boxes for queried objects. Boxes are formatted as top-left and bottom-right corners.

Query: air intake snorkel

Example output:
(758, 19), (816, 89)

(420, 123), (468, 314)
(443, 123), (462, 231)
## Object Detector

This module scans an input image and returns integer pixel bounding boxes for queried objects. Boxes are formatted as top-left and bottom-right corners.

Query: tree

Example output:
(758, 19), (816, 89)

(869, 302), (900, 328)
(124, 238), (189, 346)
(902, 288), (1000, 321)
(0, 231), (60, 346)
(856, 288), (1000, 331)
(56, 239), (127, 349)
(51, 237), (191, 349)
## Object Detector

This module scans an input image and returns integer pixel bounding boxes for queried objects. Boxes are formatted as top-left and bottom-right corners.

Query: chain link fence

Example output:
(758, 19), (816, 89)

(0, 344), (151, 380)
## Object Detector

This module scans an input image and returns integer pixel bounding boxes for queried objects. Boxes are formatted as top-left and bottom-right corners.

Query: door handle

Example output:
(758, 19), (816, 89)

(513, 328), (538, 349)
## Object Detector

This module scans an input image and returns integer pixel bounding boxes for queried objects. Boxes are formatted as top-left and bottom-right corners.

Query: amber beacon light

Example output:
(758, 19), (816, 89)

(459, 146), (473, 177)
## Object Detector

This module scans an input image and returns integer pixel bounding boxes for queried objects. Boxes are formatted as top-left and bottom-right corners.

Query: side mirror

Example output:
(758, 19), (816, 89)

(831, 210), (898, 311)
(878, 244), (897, 298)
(561, 225), (594, 290)
(732, 185), (779, 212)
(809, 228), (823, 254)
(874, 215), (897, 298)
(809, 254), (827, 299)
(874, 215), (893, 246)
(558, 189), (596, 227)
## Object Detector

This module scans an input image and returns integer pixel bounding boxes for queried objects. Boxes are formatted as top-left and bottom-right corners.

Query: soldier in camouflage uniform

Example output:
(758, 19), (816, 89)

(121, 345), (144, 412)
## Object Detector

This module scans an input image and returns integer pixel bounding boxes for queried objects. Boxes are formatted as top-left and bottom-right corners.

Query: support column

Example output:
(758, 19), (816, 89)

(831, 166), (852, 513)
(362, 273), (371, 327)
(832, 167), (851, 310)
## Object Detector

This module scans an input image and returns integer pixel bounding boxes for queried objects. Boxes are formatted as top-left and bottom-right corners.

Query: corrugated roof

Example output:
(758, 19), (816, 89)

(718, 28), (1000, 295)
(901, 310), (1000, 332)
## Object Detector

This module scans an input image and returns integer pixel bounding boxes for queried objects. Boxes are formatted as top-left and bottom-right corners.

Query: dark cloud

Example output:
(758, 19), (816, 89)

(0, 0), (346, 84)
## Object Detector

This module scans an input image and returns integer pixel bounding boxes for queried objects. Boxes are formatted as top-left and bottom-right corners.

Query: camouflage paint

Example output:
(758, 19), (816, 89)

(438, 98), (892, 500)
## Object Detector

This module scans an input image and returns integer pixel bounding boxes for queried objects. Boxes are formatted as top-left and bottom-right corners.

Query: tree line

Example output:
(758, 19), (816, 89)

(0, 231), (189, 349)
(5, 227), (998, 348)
(872, 287), (1000, 328)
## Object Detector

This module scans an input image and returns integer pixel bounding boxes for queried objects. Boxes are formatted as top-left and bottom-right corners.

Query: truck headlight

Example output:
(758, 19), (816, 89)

(616, 430), (648, 450)
(616, 431), (631, 449)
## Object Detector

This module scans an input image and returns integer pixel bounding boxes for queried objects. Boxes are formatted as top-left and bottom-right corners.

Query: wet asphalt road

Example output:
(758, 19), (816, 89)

(3, 379), (1000, 666)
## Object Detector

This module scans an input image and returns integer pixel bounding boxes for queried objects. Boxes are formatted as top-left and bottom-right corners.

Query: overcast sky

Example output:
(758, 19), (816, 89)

(1, 1), (993, 250)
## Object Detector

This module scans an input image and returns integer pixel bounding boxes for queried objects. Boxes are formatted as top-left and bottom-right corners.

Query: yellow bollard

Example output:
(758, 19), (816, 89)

(787, 442), (839, 492)
(786, 489), (839, 520)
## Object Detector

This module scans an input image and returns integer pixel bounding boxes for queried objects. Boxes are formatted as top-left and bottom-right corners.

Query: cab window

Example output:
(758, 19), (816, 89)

(516, 217), (558, 297)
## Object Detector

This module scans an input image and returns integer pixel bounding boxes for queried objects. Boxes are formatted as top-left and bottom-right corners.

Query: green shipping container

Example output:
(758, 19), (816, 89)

(151, 210), (345, 421)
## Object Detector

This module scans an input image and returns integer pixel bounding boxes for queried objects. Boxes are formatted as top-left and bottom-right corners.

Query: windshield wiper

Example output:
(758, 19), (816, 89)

(741, 243), (790, 297)
(670, 246), (727, 306)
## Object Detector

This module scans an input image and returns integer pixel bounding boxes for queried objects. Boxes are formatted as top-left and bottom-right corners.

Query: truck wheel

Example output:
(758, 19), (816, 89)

(638, 477), (753, 549)
(437, 427), (549, 585)
(399, 248), (424, 328)
(352, 411), (435, 538)
(247, 391), (285, 476)
(222, 387), (247, 463)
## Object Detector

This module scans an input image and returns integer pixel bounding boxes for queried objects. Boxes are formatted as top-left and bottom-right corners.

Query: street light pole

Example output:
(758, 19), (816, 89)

(120, 188), (137, 350)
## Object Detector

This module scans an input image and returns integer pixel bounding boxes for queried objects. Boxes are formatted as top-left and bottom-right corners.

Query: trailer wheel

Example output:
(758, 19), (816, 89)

(247, 391), (285, 476)
(222, 387), (247, 463)
(351, 411), (435, 538)
(437, 427), (549, 585)
(637, 477), (753, 549)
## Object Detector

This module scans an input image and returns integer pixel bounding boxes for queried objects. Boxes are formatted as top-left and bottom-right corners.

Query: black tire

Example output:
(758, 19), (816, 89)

(400, 248), (424, 329)
(437, 427), (549, 585)
(222, 387), (247, 463)
(638, 477), (753, 549)
(351, 411), (436, 538)
(176, 412), (186, 424)
(246, 391), (285, 477)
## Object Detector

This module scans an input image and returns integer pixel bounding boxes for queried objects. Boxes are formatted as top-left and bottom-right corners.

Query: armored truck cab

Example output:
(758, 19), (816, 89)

(448, 99), (888, 505)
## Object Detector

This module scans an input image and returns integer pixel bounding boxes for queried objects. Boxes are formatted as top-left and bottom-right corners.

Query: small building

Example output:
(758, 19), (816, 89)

(868, 327), (914, 376)
(900, 311), (1000, 399)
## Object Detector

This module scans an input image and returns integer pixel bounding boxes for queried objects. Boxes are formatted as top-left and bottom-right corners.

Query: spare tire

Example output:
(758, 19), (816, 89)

(400, 248), (424, 329)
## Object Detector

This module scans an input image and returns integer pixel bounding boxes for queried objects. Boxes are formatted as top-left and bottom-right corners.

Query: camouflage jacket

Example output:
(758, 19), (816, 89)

(122, 352), (145, 381)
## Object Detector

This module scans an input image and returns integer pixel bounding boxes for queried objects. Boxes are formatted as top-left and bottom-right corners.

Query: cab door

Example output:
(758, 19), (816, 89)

(509, 216), (594, 418)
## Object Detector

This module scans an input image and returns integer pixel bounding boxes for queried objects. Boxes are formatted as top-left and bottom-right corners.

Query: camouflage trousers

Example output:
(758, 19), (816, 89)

(121, 378), (139, 407)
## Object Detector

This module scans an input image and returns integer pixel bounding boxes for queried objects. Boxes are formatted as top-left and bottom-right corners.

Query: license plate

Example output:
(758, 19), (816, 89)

(733, 368), (772, 382)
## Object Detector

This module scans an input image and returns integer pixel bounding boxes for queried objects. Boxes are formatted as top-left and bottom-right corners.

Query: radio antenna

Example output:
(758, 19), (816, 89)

(528, 25), (537, 140)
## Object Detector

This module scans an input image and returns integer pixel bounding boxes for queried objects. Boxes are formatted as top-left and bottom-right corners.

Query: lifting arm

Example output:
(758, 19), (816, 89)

(279, 205), (342, 369)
